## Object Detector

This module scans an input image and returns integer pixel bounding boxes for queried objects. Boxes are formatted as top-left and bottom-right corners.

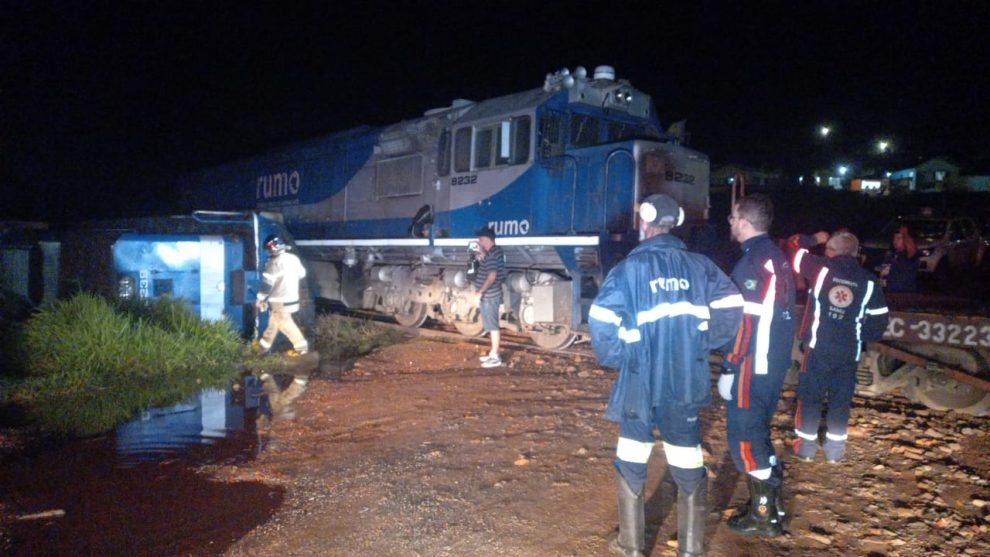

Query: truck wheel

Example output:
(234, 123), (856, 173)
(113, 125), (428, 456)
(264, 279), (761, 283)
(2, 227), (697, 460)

(902, 370), (990, 416)
(393, 302), (428, 328)
(454, 318), (485, 337)
(528, 325), (577, 349)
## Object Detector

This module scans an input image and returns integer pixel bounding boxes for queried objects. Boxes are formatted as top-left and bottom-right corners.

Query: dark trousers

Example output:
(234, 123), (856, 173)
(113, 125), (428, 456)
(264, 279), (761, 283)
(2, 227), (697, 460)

(793, 348), (858, 460)
(615, 404), (706, 496)
(726, 359), (788, 473)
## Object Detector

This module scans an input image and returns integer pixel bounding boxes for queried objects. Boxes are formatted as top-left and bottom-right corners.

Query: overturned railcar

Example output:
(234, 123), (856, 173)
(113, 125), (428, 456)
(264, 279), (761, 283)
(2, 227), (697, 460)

(179, 66), (710, 348)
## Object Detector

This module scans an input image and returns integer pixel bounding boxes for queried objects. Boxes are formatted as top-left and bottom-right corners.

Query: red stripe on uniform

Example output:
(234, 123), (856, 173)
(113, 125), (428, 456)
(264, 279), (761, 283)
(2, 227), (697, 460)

(739, 314), (753, 355)
(794, 400), (802, 429)
(738, 356), (751, 408)
(740, 441), (757, 471)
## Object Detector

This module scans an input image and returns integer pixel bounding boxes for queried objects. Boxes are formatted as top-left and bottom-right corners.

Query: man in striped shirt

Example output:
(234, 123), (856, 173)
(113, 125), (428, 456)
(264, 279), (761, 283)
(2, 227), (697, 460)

(473, 226), (506, 368)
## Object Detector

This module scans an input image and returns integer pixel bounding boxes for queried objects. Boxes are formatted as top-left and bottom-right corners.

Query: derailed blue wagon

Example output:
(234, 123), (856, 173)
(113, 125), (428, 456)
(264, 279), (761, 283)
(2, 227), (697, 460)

(178, 65), (711, 348)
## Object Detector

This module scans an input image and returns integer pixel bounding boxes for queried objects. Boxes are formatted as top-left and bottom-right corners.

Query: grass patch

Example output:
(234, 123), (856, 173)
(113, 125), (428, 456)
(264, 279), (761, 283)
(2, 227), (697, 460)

(311, 314), (405, 361)
(9, 293), (243, 435)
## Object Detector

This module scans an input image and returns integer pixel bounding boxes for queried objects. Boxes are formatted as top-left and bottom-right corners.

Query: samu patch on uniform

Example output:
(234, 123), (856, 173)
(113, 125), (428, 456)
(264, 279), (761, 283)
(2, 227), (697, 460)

(744, 279), (759, 290)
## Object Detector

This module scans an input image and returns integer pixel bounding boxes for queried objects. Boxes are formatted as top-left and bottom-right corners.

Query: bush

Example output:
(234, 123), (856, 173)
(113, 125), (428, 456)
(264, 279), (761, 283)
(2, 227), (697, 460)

(311, 314), (405, 361)
(10, 294), (243, 434)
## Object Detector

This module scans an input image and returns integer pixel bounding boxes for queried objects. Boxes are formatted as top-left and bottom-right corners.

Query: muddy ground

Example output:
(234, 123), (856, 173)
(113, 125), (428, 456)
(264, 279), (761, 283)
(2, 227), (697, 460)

(2, 335), (990, 556)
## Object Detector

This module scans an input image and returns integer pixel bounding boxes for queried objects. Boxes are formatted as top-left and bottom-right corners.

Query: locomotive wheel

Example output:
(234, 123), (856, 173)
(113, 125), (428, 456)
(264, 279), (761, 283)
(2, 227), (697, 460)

(393, 302), (428, 328)
(528, 326), (577, 350)
(902, 370), (990, 416)
(454, 318), (485, 337)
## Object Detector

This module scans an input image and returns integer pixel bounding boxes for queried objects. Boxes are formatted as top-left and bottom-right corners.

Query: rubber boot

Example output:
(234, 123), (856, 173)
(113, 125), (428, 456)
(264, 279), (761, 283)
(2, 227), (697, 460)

(729, 465), (785, 521)
(677, 479), (707, 557)
(608, 472), (645, 557)
(727, 476), (783, 537)
(772, 462), (785, 518)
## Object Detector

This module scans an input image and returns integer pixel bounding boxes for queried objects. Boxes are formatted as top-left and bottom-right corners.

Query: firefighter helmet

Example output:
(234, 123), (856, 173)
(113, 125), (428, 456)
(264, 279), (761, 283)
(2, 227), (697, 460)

(263, 234), (287, 255)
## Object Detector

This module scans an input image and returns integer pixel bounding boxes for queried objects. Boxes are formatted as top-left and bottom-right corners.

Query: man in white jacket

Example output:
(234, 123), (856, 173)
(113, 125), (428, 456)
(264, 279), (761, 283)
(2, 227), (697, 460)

(255, 234), (309, 356)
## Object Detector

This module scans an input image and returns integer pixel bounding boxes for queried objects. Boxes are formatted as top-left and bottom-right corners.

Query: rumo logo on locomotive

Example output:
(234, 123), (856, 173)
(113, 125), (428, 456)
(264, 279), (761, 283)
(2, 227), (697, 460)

(179, 64), (711, 349)
(256, 170), (301, 201)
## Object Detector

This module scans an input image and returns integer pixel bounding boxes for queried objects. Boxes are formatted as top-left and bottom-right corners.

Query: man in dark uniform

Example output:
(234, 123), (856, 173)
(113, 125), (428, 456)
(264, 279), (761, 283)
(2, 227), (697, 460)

(590, 194), (743, 557)
(721, 194), (795, 536)
(790, 231), (889, 462)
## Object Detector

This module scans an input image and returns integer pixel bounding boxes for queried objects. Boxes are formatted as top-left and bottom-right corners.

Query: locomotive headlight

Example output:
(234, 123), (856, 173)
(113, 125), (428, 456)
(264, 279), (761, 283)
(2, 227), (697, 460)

(118, 275), (135, 300)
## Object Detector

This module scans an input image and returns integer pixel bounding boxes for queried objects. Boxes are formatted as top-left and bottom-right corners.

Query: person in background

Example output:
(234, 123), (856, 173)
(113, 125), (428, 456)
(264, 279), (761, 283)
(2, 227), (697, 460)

(254, 234), (309, 356)
(473, 226), (507, 368)
(721, 194), (795, 537)
(878, 224), (918, 292)
(789, 231), (889, 463)
(590, 194), (743, 557)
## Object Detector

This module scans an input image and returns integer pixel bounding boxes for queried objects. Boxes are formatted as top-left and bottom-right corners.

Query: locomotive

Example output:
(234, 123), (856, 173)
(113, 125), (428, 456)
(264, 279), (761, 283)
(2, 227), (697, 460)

(178, 65), (710, 348)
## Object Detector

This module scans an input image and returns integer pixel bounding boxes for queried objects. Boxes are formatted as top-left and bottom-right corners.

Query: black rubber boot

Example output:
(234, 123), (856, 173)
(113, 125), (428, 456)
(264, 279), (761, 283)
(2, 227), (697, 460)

(729, 466), (785, 520)
(608, 472), (645, 557)
(727, 476), (783, 537)
(772, 462), (785, 518)
(677, 479), (707, 557)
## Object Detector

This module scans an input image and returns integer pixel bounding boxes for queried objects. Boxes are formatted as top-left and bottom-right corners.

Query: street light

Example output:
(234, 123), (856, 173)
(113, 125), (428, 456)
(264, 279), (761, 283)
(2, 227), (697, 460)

(838, 165), (848, 176)
(877, 140), (891, 154)
(819, 125), (831, 138)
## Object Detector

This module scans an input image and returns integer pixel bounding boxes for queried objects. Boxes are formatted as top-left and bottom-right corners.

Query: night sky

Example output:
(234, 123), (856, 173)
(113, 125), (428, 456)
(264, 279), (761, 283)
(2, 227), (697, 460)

(3, 1), (988, 221)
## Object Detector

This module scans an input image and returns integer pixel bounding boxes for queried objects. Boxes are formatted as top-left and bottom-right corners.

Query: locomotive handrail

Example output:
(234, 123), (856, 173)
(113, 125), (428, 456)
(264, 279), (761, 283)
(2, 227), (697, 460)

(560, 154), (578, 235)
(731, 173), (746, 207)
(191, 210), (254, 224)
(603, 148), (635, 232)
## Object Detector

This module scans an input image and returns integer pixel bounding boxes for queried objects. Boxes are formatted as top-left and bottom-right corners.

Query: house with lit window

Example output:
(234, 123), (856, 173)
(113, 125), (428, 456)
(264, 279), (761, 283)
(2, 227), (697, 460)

(888, 157), (960, 191)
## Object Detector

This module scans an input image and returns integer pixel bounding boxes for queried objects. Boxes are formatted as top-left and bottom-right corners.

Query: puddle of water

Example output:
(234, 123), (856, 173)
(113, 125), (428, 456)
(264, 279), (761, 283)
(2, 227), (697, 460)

(0, 373), (304, 556)
(113, 374), (269, 466)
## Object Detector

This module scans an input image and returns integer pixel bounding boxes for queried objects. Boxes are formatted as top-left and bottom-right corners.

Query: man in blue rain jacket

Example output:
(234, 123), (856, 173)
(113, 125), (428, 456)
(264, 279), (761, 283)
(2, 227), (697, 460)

(590, 194), (743, 557)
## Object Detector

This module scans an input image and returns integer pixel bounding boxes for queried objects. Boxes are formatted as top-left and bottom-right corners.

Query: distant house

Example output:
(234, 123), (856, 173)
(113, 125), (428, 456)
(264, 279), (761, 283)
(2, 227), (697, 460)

(711, 164), (783, 188)
(888, 157), (960, 191)
(959, 160), (990, 192)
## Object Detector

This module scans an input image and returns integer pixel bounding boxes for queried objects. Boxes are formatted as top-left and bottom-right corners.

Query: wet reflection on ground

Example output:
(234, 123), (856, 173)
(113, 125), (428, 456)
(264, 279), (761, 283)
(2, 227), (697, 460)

(0, 373), (306, 556)
(114, 376), (266, 466)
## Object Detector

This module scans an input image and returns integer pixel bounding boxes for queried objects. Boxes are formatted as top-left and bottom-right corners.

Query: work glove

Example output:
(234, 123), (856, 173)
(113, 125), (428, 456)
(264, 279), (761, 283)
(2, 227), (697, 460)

(718, 372), (734, 401)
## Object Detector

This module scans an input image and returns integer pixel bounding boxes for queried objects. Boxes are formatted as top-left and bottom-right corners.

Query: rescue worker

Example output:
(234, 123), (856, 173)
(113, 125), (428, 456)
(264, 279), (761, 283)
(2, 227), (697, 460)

(721, 194), (795, 536)
(472, 226), (506, 368)
(255, 234), (309, 356)
(590, 194), (744, 557)
(789, 231), (889, 462)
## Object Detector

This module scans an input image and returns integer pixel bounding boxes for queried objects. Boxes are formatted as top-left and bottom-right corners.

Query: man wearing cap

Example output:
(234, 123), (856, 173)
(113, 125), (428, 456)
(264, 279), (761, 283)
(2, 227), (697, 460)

(720, 194), (795, 537)
(473, 226), (506, 368)
(789, 230), (889, 463)
(590, 194), (744, 557)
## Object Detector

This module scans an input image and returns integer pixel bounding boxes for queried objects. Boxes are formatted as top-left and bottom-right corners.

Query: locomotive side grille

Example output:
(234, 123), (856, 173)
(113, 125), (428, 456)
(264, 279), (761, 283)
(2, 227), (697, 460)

(376, 155), (424, 198)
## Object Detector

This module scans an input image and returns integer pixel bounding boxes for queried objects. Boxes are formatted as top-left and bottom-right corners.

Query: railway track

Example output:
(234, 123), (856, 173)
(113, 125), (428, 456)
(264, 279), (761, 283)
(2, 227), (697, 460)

(319, 306), (596, 360)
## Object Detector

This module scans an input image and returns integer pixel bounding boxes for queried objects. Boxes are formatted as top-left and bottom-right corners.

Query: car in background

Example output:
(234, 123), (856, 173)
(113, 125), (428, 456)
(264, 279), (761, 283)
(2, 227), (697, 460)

(862, 215), (987, 278)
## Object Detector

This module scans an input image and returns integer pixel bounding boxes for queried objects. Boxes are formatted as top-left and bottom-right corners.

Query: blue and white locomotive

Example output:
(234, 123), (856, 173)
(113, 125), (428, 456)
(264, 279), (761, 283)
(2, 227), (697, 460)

(178, 65), (710, 348)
